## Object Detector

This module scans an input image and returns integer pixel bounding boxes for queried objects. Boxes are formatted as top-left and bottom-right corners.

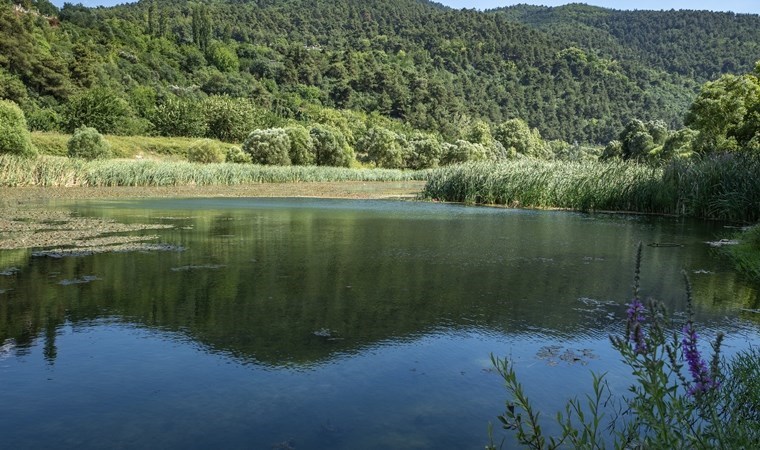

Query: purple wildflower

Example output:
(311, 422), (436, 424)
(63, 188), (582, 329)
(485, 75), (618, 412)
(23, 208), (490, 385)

(682, 322), (719, 396)
(626, 298), (647, 354)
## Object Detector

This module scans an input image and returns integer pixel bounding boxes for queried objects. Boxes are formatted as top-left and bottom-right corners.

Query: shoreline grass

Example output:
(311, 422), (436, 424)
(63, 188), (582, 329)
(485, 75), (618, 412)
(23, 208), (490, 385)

(0, 154), (428, 188)
(422, 155), (760, 222)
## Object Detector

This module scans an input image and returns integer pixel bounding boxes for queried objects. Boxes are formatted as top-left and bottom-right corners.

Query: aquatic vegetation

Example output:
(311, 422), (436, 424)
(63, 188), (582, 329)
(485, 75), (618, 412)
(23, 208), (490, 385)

(488, 243), (760, 449)
(423, 153), (760, 221)
(723, 224), (760, 282)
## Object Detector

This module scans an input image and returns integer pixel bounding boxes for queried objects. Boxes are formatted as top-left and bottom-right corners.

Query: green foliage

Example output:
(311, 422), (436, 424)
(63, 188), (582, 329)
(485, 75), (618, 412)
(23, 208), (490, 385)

(67, 126), (112, 160)
(0, 69), (28, 105)
(724, 225), (760, 282)
(242, 128), (291, 166)
(207, 41), (239, 73)
(25, 107), (62, 132)
(309, 124), (354, 167)
(361, 126), (405, 169)
(187, 139), (226, 164)
(225, 146), (252, 164)
(489, 246), (759, 449)
(441, 140), (489, 165)
(618, 119), (668, 162)
(405, 133), (442, 170)
(600, 140), (623, 160)
(64, 87), (132, 135)
(202, 95), (265, 143)
(686, 72), (760, 154)
(493, 119), (546, 158)
(3, 0), (760, 147)
(153, 96), (208, 138)
(0, 99), (37, 157)
(284, 125), (315, 166)
(661, 128), (697, 160)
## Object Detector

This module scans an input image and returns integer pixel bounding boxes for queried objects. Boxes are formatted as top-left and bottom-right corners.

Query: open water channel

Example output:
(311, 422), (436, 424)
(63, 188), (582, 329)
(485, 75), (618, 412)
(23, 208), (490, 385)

(1, 198), (758, 448)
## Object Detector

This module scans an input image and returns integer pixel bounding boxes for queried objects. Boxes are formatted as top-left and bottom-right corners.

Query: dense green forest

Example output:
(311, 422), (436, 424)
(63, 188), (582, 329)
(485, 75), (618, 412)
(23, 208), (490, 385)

(2, 0), (759, 147)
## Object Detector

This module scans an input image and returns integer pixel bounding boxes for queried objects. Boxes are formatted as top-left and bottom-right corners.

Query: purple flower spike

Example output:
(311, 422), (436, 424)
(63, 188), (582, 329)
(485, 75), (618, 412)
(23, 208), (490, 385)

(626, 298), (647, 354)
(682, 323), (719, 396)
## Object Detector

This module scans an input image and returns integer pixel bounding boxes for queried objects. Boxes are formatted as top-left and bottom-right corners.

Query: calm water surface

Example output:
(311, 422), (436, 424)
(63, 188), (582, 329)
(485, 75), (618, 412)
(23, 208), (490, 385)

(1, 198), (758, 449)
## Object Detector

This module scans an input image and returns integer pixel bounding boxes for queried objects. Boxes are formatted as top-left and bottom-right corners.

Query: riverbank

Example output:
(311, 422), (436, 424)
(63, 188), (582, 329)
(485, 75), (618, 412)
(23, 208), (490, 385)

(0, 181), (425, 205)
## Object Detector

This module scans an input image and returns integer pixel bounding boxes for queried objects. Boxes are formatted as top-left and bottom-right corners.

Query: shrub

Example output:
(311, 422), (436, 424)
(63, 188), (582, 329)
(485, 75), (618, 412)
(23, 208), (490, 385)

(67, 126), (112, 160)
(242, 128), (291, 166)
(64, 87), (132, 135)
(202, 95), (266, 143)
(310, 124), (354, 167)
(493, 118), (545, 158)
(405, 133), (442, 170)
(284, 125), (315, 165)
(440, 140), (488, 165)
(0, 100), (37, 157)
(361, 126), (405, 169)
(187, 139), (226, 164)
(25, 107), (62, 132)
(225, 146), (252, 164)
(153, 96), (208, 138)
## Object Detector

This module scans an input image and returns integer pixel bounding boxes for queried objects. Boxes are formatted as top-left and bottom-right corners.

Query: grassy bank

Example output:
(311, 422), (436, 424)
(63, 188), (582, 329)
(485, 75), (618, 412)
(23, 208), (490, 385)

(31, 132), (203, 159)
(0, 154), (427, 187)
(422, 155), (760, 222)
(724, 225), (760, 282)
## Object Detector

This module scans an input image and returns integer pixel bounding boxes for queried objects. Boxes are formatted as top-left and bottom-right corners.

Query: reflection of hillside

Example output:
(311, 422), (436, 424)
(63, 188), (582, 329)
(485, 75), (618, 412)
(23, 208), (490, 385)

(1, 200), (756, 366)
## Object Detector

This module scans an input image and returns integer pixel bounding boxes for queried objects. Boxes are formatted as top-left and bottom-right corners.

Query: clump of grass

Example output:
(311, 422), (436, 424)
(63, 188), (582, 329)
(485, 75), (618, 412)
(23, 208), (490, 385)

(0, 154), (427, 187)
(422, 153), (760, 221)
(724, 224), (760, 282)
(663, 153), (760, 222)
(422, 160), (665, 212)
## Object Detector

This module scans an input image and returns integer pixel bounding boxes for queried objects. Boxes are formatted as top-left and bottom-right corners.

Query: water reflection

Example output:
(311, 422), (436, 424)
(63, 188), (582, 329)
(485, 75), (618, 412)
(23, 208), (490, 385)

(0, 199), (758, 367)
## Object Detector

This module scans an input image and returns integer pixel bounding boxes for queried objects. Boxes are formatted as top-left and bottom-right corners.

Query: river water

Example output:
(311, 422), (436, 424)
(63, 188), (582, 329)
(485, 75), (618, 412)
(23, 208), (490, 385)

(1, 198), (758, 448)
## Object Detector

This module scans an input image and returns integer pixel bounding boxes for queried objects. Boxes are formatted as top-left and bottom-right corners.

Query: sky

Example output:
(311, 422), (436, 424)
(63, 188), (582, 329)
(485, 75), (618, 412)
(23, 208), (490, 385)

(48, 1), (760, 15)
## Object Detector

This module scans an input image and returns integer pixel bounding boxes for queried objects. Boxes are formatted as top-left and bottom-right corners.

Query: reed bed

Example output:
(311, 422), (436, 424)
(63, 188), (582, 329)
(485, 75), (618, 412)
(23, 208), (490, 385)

(0, 154), (427, 188)
(422, 155), (760, 222)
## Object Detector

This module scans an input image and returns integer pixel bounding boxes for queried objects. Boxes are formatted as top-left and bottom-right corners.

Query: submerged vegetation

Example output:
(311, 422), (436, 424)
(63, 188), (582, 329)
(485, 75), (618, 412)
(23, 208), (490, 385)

(489, 245), (760, 449)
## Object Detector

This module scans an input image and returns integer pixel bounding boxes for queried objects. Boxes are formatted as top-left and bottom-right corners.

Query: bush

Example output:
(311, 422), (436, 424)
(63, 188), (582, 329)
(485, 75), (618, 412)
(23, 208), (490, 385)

(440, 140), (488, 165)
(405, 133), (442, 170)
(225, 146), (252, 164)
(153, 96), (208, 138)
(310, 124), (354, 167)
(64, 87), (133, 135)
(0, 100), (37, 157)
(361, 126), (405, 169)
(68, 126), (112, 160)
(187, 139), (226, 164)
(284, 125), (315, 165)
(25, 107), (62, 132)
(202, 95), (266, 143)
(243, 128), (291, 166)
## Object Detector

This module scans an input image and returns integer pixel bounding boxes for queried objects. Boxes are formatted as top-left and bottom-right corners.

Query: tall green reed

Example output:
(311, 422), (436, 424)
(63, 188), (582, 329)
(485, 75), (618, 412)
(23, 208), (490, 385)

(423, 154), (760, 222)
(0, 154), (427, 187)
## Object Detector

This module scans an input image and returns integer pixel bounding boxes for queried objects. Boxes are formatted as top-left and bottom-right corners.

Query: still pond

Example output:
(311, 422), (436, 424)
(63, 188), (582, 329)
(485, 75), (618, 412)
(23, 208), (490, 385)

(1, 198), (758, 449)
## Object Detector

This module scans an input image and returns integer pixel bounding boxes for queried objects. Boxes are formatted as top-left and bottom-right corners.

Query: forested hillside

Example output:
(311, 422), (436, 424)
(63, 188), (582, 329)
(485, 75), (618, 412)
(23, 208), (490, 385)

(1, 0), (758, 145)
